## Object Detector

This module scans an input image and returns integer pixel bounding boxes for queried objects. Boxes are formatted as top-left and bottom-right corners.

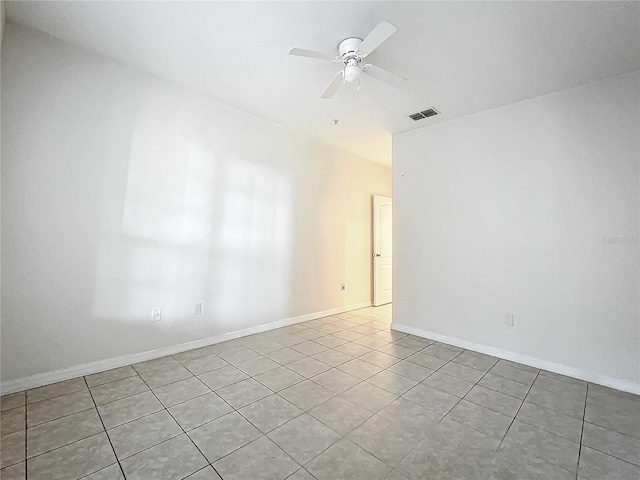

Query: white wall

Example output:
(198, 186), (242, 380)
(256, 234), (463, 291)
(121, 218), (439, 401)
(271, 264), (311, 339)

(393, 71), (640, 392)
(1, 24), (390, 383)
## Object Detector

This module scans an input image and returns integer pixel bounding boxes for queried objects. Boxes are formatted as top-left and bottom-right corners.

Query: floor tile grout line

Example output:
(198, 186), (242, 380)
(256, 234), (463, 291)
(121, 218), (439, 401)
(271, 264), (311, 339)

(437, 352), (496, 424)
(575, 383), (589, 480)
(24, 393), (28, 480)
(134, 370), (228, 479)
(496, 370), (540, 451)
(23, 388), (87, 408)
(82, 376), (127, 480)
(25, 404), (96, 430)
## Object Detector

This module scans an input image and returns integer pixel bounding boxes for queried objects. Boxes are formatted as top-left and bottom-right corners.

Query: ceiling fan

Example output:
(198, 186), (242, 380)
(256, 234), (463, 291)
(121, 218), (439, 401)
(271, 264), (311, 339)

(289, 21), (407, 99)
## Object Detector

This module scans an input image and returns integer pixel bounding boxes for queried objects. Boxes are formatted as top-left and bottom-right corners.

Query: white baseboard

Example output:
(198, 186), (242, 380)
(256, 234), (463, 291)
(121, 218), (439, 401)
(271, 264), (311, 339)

(0, 302), (371, 395)
(392, 322), (640, 395)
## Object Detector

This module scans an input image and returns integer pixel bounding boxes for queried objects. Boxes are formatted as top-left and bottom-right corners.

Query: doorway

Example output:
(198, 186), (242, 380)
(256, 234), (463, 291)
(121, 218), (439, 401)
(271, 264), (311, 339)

(373, 195), (392, 306)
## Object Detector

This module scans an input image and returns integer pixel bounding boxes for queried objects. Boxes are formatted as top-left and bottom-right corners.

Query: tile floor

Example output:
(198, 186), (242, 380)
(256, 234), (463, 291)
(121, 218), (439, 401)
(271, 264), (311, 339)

(1, 305), (639, 479)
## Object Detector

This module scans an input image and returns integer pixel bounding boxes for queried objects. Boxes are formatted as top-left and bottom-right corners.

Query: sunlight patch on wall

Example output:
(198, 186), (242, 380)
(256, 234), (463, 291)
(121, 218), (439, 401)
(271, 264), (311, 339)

(213, 158), (293, 325)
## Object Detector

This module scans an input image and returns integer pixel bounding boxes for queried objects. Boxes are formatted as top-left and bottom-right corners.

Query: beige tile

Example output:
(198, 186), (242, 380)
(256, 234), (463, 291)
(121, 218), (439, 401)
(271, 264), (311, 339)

(501, 420), (579, 473)
(133, 356), (182, 373)
(333, 330), (364, 342)
(268, 414), (341, 464)
(578, 446), (640, 480)
(405, 352), (448, 370)
(184, 466), (223, 479)
(85, 366), (137, 387)
(533, 375), (587, 401)
(489, 363), (537, 385)
(377, 398), (442, 437)
(179, 354), (228, 375)
(121, 434), (208, 480)
(309, 396), (373, 435)
(306, 438), (391, 480)
(402, 384), (459, 415)
(172, 346), (217, 363)
(27, 433), (116, 480)
(27, 408), (103, 458)
(235, 356), (280, 377)
(337, 358), (382, 380)
(582, 421), (640, 466)
(254, 366), (305, 392)
(265, 348), (307, 365)
(215, 345), (260, 364)
(422, 344), (463, 361)
(169, 392), (233, 431)
(83, 464), (125, 480)
(489, 445), (575, 480)
(375, 343), (415, 359)
(333, 342), (372, 357)
(422, 371), (474, 398)
(516, 402), (583, 442)
(90, 376), (149, 406)
(1, 406), (25, 436)
(188, 412), (261, 463)
(98, 390), (164, 429)
(26, 378), (88, 404)
(1, 393), (25, 412)
(439, 362), (485, 383)
(239, 394), (303, 433)
(1, 430), (25, 468)
(348, 413), (424, 467)
(216, 378), (272, 409)
(153, 377), (210, 408)
(387, 360), (434, 382)
(478, 373), (531, 400)
(198, 365), (248, 391)
(339, 382), (397, 413)
(359, 351), (400, 369)
(107, 410), (182, 459)
(446, 400), (512, 440)
(353, 336), (390, 349)
(279, 380), (335, 411)
(496, 359), (539, 374)
(313, 335), (348, 349)
(451, 351), (498, 372)
(213, 436), (299, 480)
(311, 369), (361, 394)
(0, 462), (25, 480)
(27, 390), (94, 426)
(396, 419), (498, 480)
(464, 385), (522, 417)
(138, 364), (193, 389)
(311, 349), (352, 367)
(286, 357), (331, 378)
(526, 387), (585, 419)
(585, 402), (640, 438)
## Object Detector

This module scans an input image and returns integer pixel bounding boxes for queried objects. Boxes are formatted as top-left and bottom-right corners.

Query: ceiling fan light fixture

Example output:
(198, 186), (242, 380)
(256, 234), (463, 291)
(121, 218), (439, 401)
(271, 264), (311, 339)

(344, 64), (361, 83)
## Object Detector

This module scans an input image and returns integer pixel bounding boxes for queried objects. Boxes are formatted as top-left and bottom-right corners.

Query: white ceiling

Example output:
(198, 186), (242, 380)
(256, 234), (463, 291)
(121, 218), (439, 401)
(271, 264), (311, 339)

(6, 1), (640, 165)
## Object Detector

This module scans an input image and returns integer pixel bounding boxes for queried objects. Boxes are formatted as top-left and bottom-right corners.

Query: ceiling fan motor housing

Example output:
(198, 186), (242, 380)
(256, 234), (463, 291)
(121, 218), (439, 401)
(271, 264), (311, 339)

(338, 37), (363, 61)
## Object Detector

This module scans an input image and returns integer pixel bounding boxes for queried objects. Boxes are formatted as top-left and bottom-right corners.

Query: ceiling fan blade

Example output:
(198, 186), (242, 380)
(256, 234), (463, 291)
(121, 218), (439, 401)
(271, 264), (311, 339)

(358, 21), (397, 57)
(363, 64), (407, 88)
(289, 48), (336, 61)
(321, 71), (344, 99)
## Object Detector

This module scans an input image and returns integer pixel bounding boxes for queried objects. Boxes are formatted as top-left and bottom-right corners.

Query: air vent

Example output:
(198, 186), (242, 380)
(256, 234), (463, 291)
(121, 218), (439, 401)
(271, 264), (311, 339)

(408, 108), (439, 121)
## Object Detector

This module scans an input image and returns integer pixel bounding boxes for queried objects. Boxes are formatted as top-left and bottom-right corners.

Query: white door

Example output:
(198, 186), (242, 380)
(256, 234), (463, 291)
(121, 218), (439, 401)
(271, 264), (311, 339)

(373, 195), (392, 306)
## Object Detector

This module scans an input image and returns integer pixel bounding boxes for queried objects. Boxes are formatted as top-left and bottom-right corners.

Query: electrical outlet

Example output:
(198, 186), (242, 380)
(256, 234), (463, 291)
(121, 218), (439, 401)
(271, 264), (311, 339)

(341, 284), (346, 291)
(151, 307), (162, 322)
(194, 301), (203, 315)
(505, 313), (514, 326)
